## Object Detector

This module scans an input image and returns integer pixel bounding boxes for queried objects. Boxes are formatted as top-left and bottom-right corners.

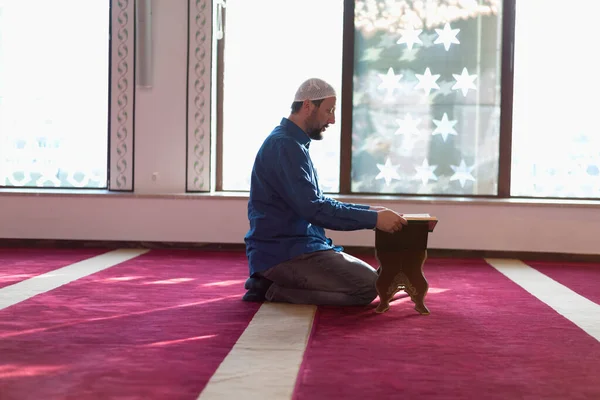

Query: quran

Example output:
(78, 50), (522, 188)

(402, 213), (438, 231)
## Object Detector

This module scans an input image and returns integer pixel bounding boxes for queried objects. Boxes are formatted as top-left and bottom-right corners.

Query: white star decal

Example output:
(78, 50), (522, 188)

(452, 67), (478, 96)
(376, 158), (402, 186)
(450, 159), (476, 187)
(378, 67), (403, 96)
(414, 67), (441, 96)
(432, 113), (458, 141)
(396, 27), (423, 50)
(414, 159), (438, 185)
(395, 114), (422, 136)
(434, 23), (460, 51)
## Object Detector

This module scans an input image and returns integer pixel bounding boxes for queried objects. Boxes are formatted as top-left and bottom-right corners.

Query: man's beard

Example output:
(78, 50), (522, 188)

(307, 127), (324, 140)
(306, 112), (327, 140)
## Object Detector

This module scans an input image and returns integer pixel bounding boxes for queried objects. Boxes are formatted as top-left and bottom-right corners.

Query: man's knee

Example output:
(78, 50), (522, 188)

(354, 277), (378, 305)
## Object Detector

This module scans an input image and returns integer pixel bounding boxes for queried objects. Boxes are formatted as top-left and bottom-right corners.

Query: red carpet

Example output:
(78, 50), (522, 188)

(527, 260), (600, 304)
(2, 249), (598, 399)
(0, 248), (107, 289)
(293, 257), (600, 400)
(0, 250), (258, 399)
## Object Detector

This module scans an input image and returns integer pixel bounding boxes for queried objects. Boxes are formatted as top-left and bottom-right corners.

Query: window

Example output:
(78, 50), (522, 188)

(510, 0), (600, 198)
(0, 0), (110, 188)
(220, 0), (344, 192)
(351, 0), (503, 195)
(214, 0), (599, 201)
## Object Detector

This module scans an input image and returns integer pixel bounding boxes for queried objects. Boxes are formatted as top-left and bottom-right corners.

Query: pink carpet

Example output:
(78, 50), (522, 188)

(0, 249), (258, 399)
(526, 260), (600, 304)
(0, 248), (108, 289)
(2, 249), (599, 399)
(293, 257), (600, 400)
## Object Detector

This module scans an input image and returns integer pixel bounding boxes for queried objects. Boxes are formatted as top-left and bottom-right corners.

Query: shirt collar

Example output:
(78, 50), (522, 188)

(280, 118), (311, 148)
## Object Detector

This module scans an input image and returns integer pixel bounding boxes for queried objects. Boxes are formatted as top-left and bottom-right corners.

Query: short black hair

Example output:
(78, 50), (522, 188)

(290, 98), (324, 114)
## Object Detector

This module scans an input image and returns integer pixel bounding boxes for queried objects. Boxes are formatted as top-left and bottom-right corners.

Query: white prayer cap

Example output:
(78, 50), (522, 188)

(293, 78), (337, 102)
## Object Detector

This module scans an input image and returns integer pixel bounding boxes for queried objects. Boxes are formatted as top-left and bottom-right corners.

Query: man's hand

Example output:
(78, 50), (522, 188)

(376, 209), (408, 233)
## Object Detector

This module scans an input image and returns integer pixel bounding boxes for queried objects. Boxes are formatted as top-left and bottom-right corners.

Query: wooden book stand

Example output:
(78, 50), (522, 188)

(374, 214), (438, 314)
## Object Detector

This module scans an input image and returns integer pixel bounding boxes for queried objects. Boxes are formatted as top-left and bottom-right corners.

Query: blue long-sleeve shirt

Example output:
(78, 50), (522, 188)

(244, 118), (378, 276)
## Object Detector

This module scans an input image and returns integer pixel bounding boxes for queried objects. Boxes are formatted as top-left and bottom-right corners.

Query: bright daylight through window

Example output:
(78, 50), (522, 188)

(510, 0), (600, 199)
(221, 0), (343, 193)
(351, 0), (502, 195)
(0, 0), (109, 188)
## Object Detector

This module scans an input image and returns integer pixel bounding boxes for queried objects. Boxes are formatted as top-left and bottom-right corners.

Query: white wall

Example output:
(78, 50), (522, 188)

(134, 0), (188, 194)
(1, 0), (599, 255)
(1, 191), (599, 255)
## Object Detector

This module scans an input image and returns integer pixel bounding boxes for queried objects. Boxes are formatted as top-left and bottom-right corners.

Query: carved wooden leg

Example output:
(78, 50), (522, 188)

(374, 249), (430, 315)
(374, 257), (401, 314)
(401, 249), (429, 315)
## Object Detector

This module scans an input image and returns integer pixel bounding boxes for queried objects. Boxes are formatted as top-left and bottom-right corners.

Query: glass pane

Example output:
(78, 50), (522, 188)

(351, 0), (502, 195)
(510, 0), (600, 198)
(221, 0), (343, 192)
(0, 0), (109, 188)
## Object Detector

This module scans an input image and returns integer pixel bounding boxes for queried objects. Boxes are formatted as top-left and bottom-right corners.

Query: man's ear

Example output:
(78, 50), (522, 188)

(303, 100), (313, 112)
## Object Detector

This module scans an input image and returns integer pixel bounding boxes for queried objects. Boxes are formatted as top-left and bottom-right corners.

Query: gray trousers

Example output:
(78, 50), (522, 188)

(259, 250), (379, 306)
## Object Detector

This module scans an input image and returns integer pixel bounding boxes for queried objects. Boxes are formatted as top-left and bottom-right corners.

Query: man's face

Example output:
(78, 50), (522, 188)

(306, 97), (336, 140)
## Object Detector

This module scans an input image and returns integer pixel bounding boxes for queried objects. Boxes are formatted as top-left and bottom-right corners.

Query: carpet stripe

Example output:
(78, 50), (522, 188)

(197, 303), (316, 400)
(523, 260), (600, 305)
(0, 248), (148, 310)
(486, 258), (600, 342)
(0, 249), (260, 399)
(0, 248), (109, 289)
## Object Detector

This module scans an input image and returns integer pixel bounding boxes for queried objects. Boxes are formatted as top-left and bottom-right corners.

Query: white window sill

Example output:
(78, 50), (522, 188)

(1, 188), (600, 208)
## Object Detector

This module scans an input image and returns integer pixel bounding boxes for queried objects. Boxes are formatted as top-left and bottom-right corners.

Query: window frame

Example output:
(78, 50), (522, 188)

(0, 0), (135, 192)
(185, 0), (214, 192)
(342, 0), (517, 199)
(109, 0), (136, 192)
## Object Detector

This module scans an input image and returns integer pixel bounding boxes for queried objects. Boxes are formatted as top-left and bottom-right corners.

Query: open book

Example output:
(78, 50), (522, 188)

(402, 213), (436, 220)
(402, 213), (438, 230)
